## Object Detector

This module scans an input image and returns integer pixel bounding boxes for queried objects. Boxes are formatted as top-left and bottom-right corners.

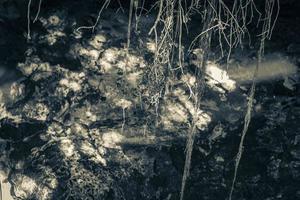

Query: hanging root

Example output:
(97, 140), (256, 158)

(127, 0), (135, 50)
(76, 0), (111, 33)
(148, 0), (164, 35)
(228, 1), (279, 199)
(180, 123), (197, 200)
(27, 0), (44, 40)
(33, 0), (43, 23)
(27, 0), (32, 40)
(228, 74), (256, 200)
(122, 107), (126, 133)
(146, 0), (176, 119)
(180, 1), (215, 199)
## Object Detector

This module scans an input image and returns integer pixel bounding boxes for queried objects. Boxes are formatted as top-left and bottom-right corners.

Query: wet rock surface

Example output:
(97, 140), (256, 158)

(0, 1), (300, 200)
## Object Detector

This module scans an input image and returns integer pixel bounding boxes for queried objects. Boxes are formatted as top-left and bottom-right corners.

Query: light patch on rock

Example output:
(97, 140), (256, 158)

(161, 88), (212, 131)
(116, 60), (127, 71)
(13, 175), (37, 199)
(146, 41), (156, 53)
(59, 78), (69, 86)
(209, 123), (226, 141)
(114, 98), (133, 109)
(0, 99), (8, 119)
(215, 156), (225, 162)
(80, 140), (96, 156)
(58, 71), (85, 94)
(99, 60), (113, 72)
(44, 30), (66, 45)
(71, 123), (89, 138)
(68, 81), (82, 92)
(59, 138), (76, 158)
(162, 102), (189, 127)
(0, 102), (21, 123)
(194, 111), (212, 130)
(17, 62), (39, 76)
(91, 154), (107, 166)
(206, 62), (237, 92)
(101, 131), (124, 149)
(24, 103), (49, 121)
(0, 170), (13, 200)
(10, 82), (25, 100)
(38, 187), (53, 200)
(48, 15), (61, 26)
(126, 54), (145, 70)
(126, 71), (142, 87)
(89, 34), (107, 49)
(283, 77), (296, 90)
(181, 73), (196, 86)
(41, 168), (58, 190)
(17, 61), (53, 81)
(86, 110), (97, 122)
(173, 88), (198, 117)
(46, 122), (64, 136)
(78, 48), (100, 60)
(102, 48), (119, 63)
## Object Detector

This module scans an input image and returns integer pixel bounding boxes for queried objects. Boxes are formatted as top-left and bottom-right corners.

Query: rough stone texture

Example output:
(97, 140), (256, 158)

(0, 1), (299, 200)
